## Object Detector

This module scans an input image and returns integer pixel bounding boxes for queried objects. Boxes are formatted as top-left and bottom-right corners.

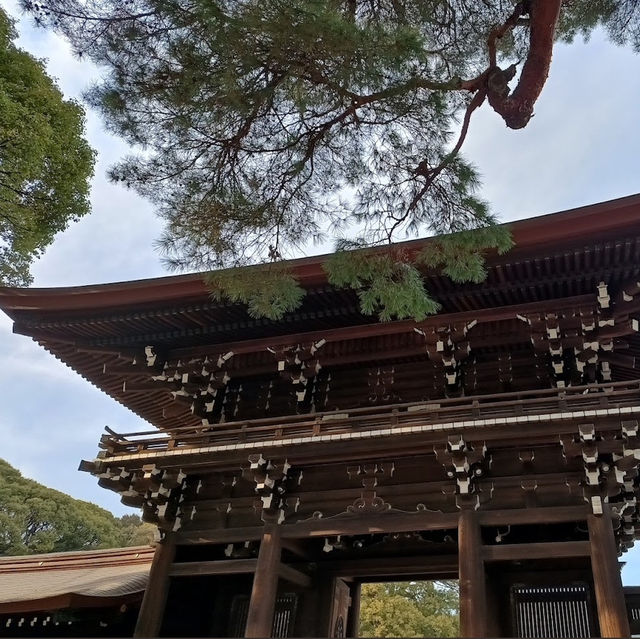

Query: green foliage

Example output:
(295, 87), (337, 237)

(326, 247), (440, 321)
(325, 200), (512, 321)
(556, 1), (640, 50)
(22, 0), (640, 317)
(205, 265), (305, 320)
(0, 8), (94, 286)
(359, 580), (459, 638)
(0, 459), (152, 555)
(117, 513), (156, 547)
(418, 224), (513, 284)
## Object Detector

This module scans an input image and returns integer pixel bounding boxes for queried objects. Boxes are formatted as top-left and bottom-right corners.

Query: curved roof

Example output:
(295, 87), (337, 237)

(0, 546), (154, 614)
(1, 193), (640, 431)
(1, 193), (640, 315)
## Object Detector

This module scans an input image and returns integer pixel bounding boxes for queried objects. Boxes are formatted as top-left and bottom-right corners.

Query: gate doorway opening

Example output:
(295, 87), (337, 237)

(358, 580), (459, 638)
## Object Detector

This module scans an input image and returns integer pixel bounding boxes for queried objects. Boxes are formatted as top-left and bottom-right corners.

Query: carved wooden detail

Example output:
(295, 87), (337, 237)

(244, 454), (301, 524)
(561, 420), (640, 545)
(435, 435), (491, 510)
(346, 462), (395, 514)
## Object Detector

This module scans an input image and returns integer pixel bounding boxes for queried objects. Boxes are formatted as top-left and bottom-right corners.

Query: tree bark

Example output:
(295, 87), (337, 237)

(487, 0), (564, 129)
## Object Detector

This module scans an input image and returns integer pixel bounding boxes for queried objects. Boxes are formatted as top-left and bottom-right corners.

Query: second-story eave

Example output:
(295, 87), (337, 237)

(1, 192), (640, 318)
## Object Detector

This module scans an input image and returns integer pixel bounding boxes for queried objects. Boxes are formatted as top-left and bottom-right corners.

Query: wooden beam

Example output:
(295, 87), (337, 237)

(588, 507), (631, 638)
(479, 505), (589, 526)
(177, 527), (266, 545)
(245, 525), (282, 638)
(458, 510), (487, 638)
(168, 558), (257, 577)
(483, 540), (590, 562)
(168, 555), (310, 587)
(177, 508), (588, 547)
(315, 554), (458, 578)
(279, 563), (312, 588)
(280, 511), (460, 538)
(133, 536), (175, 638)
(281, 538), (313, 560)
(165, 295), (597, 361)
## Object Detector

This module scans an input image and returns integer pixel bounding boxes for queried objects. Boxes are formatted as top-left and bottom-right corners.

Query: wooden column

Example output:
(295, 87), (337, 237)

(245, 525), (282, 638)
(588, 507), (630, 638)
(134, 534), (176, 638)
(346, 582), (361, 638)
(458, 509), (487, 638)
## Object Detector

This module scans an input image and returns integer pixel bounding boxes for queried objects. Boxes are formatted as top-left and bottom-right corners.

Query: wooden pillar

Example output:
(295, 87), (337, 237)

(134, 534), (176, 638)
(458, 509), (487, 638)
(588, 507), (630, 638)
(346, 582), (361, 638)
(245, 525), (282, 638)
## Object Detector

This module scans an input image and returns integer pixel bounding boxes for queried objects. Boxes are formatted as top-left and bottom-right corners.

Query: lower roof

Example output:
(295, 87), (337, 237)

(0, 546), (153, 614)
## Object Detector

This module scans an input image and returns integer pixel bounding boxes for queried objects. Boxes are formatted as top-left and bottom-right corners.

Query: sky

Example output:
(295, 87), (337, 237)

(1, 1), (640, 581)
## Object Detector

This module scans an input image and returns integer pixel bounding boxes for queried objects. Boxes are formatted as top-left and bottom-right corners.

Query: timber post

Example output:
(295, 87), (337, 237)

(133, 533), (176, 638)
(458, 509), (487, 638)
(588, 506), (630, 638)
(346, 581), (361, 638)
(245, 524), (282, 638)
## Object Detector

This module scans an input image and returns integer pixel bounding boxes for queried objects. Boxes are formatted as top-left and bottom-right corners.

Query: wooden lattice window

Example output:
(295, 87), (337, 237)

(511, 583), (593, 638)
(228, 593), (298, 638)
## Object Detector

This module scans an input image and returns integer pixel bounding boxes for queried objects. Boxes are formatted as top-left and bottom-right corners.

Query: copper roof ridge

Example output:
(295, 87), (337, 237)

(1, 192), (639, 314)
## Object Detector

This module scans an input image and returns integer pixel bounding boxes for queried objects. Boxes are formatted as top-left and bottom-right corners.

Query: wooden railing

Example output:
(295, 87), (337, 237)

(99, 379), (640, 458)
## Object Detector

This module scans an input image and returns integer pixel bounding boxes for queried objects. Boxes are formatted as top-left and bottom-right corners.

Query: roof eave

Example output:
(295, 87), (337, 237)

(1, 192), (639, 316)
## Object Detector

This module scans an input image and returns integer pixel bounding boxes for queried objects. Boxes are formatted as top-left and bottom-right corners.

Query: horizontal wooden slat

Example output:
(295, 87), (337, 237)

(316, 554), (458, 578)
(483, 540), (591, 562)
(169, 558), (257, 577)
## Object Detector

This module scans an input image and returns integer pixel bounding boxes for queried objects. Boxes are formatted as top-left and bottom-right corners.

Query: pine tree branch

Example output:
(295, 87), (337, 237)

(486, 0), (564, 129)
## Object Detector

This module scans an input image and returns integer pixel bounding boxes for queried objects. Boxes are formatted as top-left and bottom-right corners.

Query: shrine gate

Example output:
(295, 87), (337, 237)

(3, 195), (640, 637)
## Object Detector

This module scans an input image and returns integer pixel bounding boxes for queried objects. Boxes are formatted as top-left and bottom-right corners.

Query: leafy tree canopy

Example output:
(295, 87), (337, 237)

(359, 580), (459, 637)
(0, 7), (94, 286)
(0, 458), (153, 555)
(22, 1), (639, 318)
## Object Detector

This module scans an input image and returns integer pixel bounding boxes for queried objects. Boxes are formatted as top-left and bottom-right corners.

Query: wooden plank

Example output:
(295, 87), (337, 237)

(245, 525), (282, 638)
(177, 511), (459, 545)
(168, 555), (310, 587)
(479, 505), (589, 526)
(315, 554), (458, 578)
(177, 527), (266, 545)
(167, 294), (597, 361)
(588, 507), (631, 638)
(177, 508), (588, 547)
(168, 558), (257, 577)
(281, 538), (313, 560)
(133, 536), (176, 638)
(279, 511), (461, 538)
(458, 510), (486, 638)
(483, 540), (590, 562)
(279, 563), (312, 588)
